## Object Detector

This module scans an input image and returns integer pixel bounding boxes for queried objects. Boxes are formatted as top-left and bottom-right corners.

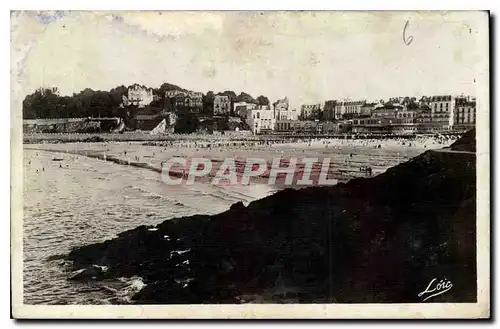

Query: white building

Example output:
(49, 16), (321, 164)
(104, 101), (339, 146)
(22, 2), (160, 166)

(127, 85), (154, 108)
(128, 85), (153, 107)
(273, 97), (298, 121)
(247, 105), (275, 134)
(333, 99), (366, 119)
(428, 95), (455, 128)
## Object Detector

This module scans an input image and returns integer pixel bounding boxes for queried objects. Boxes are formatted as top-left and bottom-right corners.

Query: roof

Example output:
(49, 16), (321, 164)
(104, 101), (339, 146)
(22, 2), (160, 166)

(341, 100), (366, 106)
(188, 91), (203, 97)
(228, 116), (242, 123)
(375, 104), (403, 110)
(215, 95), (229, 100)
(128, 84), (152, 91)
(429, 95), (452, 102)
(456, 97), (476, 107)
(135, 114), (159, 120)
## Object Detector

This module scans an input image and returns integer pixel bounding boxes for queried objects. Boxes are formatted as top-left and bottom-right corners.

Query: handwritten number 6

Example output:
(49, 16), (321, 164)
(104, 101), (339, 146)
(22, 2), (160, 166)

(403, 20), (413, 46)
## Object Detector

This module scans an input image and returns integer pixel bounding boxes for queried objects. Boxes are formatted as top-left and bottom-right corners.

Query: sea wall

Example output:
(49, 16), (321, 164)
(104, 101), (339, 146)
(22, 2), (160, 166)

(23, 120), (101, 134)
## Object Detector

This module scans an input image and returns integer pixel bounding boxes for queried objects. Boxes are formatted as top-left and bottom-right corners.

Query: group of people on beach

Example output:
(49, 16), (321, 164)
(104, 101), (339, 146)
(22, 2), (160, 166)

(27, 133), (458, 181)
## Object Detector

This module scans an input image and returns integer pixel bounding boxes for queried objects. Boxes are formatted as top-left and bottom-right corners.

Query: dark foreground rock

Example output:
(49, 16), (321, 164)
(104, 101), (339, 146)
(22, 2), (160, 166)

(66, 131), (477, 304)
(450, 128), (476, 152)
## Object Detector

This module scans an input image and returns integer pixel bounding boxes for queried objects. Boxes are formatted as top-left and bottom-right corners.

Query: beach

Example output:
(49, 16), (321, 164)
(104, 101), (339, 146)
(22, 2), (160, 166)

(23, 135), (458, 304)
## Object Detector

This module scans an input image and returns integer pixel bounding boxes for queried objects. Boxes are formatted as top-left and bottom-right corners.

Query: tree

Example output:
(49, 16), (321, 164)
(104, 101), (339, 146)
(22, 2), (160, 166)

(407, 100), (419, 111)
(158, 82), (185, 96)
(257, 95), (270, 106)
(22, 82), (204, 120)
(203, 91), (215, 115)
(218, 91), (237, 102)
(235, 92), (256, 104)
(22, 88), (61, 118)
(312, 107), (323, 121)
(109, 85), (127, 108)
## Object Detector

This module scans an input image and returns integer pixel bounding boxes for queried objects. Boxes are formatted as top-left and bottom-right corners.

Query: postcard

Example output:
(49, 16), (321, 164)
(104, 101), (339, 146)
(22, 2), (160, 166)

(11, 10), (490, 319)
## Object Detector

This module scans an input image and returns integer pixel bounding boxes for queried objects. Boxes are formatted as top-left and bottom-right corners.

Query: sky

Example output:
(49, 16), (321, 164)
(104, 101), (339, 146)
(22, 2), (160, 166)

(11, 11), (488, 110)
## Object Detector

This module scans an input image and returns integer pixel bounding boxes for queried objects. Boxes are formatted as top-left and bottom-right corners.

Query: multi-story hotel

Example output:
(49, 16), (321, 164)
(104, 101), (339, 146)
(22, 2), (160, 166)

(428, 95), (455, 129)
(343, 100), (366, 117)
(454, 96), (476, 130)
(300, 103), (322, 120)
(333, 100), (366, 119)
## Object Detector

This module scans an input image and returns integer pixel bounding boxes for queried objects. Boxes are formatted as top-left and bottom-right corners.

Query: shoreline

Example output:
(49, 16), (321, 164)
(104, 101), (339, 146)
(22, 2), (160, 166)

(23, 131), (463, 144)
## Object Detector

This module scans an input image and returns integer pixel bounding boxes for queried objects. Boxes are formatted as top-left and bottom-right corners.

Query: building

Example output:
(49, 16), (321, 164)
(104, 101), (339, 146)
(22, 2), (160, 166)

(414, 106), (433, 133)
(273, 97), (289, 120)
(127, 85), (153, 108)
(275, 120), (295, 132)
(214, 95), (231, 115)
(371, 104), (401, 119)
(334, 100), (366, 119)
(343, 100), (366, 117)
(165, 90), (186, 98)
(351, 102), (459, 135)
(323, 100), (337, 121)
(233, 101), (256, 118)
(247, 105), (275, 134)
(454, 96), (476, 130)
(360, 103), (377, 117)
(294, 120), (322, 134)
(352, 104), (419, 135)
(185, 91), (203, 108)
(428, 95), (455, 130)
(318, 121), (340, 134)
(418, 96), (430, 107)
(273, 97), (297, 120)
(300, 103), (322, 120)
(334, 102), (344, 120)
(165, 90), (203, 112)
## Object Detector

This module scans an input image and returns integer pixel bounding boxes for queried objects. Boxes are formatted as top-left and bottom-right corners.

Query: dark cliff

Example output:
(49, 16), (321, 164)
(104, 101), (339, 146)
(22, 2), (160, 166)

(66, 130), (477, 304)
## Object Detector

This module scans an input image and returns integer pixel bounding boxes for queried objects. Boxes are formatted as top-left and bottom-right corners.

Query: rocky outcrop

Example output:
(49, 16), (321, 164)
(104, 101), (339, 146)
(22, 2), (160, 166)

(450, 128), (476, 152)
(66, 131), (477, 304)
